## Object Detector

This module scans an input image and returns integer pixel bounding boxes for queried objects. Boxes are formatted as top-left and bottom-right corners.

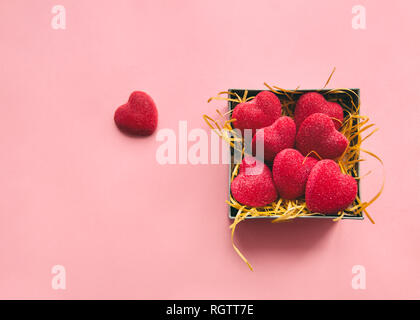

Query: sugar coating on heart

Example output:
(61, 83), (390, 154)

(231, 156), (278, 207)
(232, 91), (282, 135)
(272, 149), (318, 200)
(305, 160), (357, 214)
(114, 91), (158, 136)
(296, 113), (348, 159)
(295, 92), (343, 130)
(252, 116), (296, 162)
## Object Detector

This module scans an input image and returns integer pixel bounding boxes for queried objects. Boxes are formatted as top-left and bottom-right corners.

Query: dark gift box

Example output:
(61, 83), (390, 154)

(227, 88), (362, 220)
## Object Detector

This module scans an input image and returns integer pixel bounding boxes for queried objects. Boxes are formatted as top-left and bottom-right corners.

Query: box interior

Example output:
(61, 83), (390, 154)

(227, 88), (362, 220)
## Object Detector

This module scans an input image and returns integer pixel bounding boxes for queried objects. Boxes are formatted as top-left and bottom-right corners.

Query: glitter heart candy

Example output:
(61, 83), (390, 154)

(305, 159), (358, 214)
(231, 156), (278, 207)
(251, 116), (296, 162)
(296, 113), (348, 159)
(114, 91), (158, 136)
(232, 91), (282, 136)
(272, 149), (318, 200)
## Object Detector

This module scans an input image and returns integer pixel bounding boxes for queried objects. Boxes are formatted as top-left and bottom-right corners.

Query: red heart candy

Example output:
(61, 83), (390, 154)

(272, 149), (318, 200)
(251, 116), (296, 162)
(295, 92), (343, 130)
(232, 91), (282, 135)
(305, 160), (357, 214)
(296, 113), (348, 159)
(114, 91), (158, 136)
(231, 156), (278, 207)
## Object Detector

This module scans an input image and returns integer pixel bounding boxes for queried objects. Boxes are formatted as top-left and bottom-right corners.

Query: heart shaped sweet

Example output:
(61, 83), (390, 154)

(294, 92), (343, 130)
(305, 160), (357, 214)
(231, 156), (278, 207)
(272, 149), (318, 200)
(232, 91), (282, 135)
(114, 91), (158, 136)
(296, 113), (348, 159)
(251, 116), (296, 162)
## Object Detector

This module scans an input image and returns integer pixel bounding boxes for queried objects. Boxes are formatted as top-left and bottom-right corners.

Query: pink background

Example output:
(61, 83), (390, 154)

(0, 0), (419, 299)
